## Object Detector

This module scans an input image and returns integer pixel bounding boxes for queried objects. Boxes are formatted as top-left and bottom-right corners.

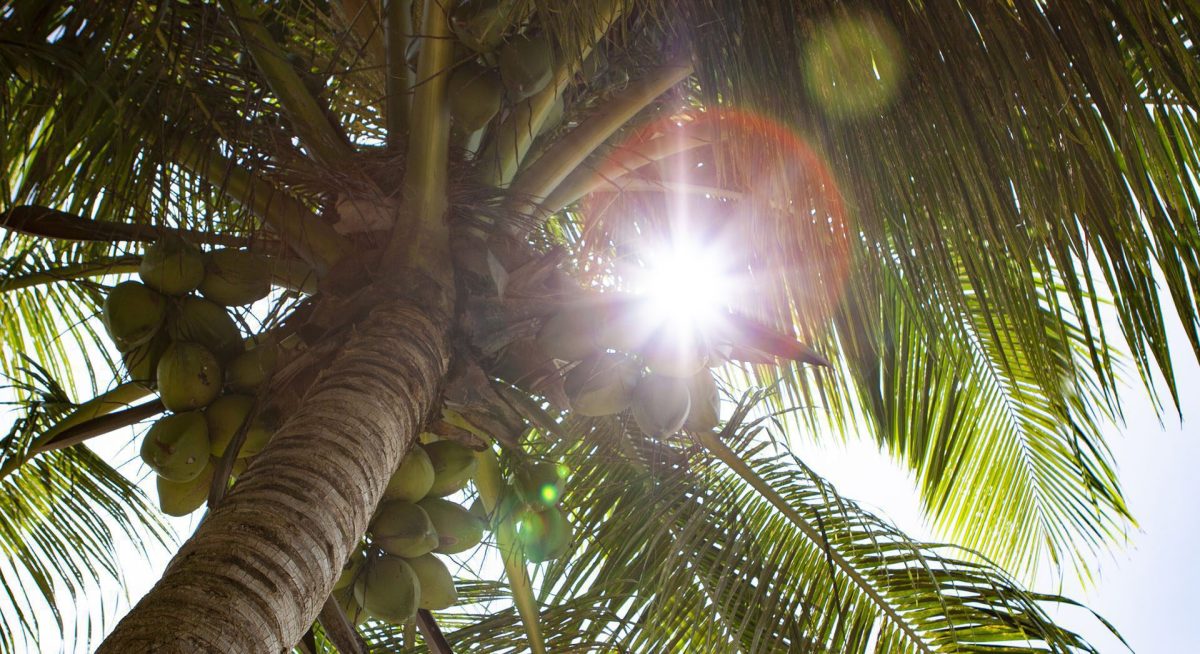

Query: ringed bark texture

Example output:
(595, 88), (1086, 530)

(97, 299), (449, 653)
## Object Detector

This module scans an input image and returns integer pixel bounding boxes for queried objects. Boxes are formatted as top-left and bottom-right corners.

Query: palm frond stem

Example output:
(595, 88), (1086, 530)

(0, 256), (141, 293)
(385, 0), (414, 149)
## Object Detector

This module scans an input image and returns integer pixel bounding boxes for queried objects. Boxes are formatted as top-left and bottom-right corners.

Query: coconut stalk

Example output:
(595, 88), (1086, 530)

(475, 447), (546, 654)
(509, 58), (694, 216)
(219, 0), (355, 168)
(478, 0), (625, 188)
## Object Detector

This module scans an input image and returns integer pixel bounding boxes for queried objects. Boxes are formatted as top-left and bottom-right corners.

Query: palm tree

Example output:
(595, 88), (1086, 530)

(2, 0), (1195, 651)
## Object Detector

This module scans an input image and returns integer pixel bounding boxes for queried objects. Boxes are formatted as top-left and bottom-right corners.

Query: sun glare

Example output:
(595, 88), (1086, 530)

(633, 241), (733, 334)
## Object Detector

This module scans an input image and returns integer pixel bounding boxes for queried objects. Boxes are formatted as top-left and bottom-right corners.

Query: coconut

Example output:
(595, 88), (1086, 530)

(355, 555), (420, 623)
(139, 237), (206, 296)
(205, 394), (272, 458)
(156, 458), (214, 516)
(122, 332), (169, 387)
(225, 341), (277, 392)
(423, 441), (478, 497)
(140, 412), (210, 482)
(334, 548), (366, 592)
(103, 281), (167, 351)
(632, 373), (691, 437)
(514, 505), (570, 563)
(405, 554), (457, 610)
(167, 296), (243, 361)
(371, 501), (439, 558)
(451, 0), (517, 52)
(383, 446), (436, 503)
(199, 248), (271, 307)
(448, 62), (504, 131)
(498, 35), (553, 99)
(535, 305), (608, 363)
(684, 370), (721, 431)
(514, 461), (568, 507)
(419, 497), (485, 555)
(563, 352), (639, 416)
(156, 341), (223, 411)
(468, 497), (491, 529)
(641, 328), (710, 378)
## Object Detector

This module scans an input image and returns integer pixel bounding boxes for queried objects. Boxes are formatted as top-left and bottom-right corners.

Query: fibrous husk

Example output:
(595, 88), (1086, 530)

(563, 352), (639, 416)
(139, 237), (206, 296)
(632, 373), (691, 437)
(205, 394), (272, 458)
(450, 0), (518, 52)
(167, 296), (243, 361)
(498, 34), (553, 99)
(156, 458), (214, 516)
(140, 411), (210, 482)
(225, 341), (277, 392)
(334, 547), (366, 592)
(371, 501), (439, 558)
(156, 341), (223, 411)
(199, 248), (271, 307)
(103, 281), (167, 351)
(514, 505), (570, 563)
(448, 62), (503, 131)
(514, 461), (568, 508)
(383, 446), (436, 503)
(122, 331), (169, 387)
(684, 369), (720, 432)
(423, 441), (478, 497)
(419, 497), (484, 555)
(355, 555), (420, 623)
(405, 553), (457, 610)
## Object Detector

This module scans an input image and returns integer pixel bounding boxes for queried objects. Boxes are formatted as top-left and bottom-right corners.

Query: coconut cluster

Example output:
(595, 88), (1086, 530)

(335, 440), (484, 624)
(536, 303), (723, 438)
(445, 3), (557, 134)
(506, 459), (572, 563)
(100, 236), (276, 516)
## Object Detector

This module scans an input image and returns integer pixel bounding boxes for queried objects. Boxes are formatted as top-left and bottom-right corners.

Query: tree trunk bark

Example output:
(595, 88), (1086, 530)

(97, 298), (449, 653)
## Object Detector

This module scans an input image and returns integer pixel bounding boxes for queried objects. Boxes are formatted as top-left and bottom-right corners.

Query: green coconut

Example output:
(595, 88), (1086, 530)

(205, 394), (273, 458)
(355, 555), (421, 623)
(122, 331), (169, 387)
(423, 441), (478, 497)
(514, 505), (571, 563)
(156, 341), (223, 411)
(333, 548), (366, 592)
(535, 304), (608, 363)
(684, 369), (720, 432)
(225, 340), (277, 392)
(450, 0), (518, 53)
(167, 296), (243, 360)
(515, 461), (568, 508)
(103, 281), (167, 351)
(371, 501), (439, 558)
(139, 237), (206, 296)
(632, 373), (691, 438)
(419, 497), (485, 555)
(406, 554), (457, 610)
(383, 446), (436, 503)
(140, 412), (211, 482)
(448, 62), (504, 131)
(156, 458), (214, 516)
(468, 497), (491, 529)
(199, 248), (271, 307)
(563, 352), (639, 416)
(498, 34), (553, 99)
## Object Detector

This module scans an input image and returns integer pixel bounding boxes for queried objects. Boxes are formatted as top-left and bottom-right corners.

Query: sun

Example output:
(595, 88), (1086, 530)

(629, 238), (734, 337)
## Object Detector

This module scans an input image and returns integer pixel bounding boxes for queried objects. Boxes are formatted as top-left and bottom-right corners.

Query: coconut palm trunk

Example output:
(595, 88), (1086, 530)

(97, 298), (449, 652)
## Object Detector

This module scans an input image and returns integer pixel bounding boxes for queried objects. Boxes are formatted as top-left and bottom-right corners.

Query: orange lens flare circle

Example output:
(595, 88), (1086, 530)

(579, 108), (851, 334)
